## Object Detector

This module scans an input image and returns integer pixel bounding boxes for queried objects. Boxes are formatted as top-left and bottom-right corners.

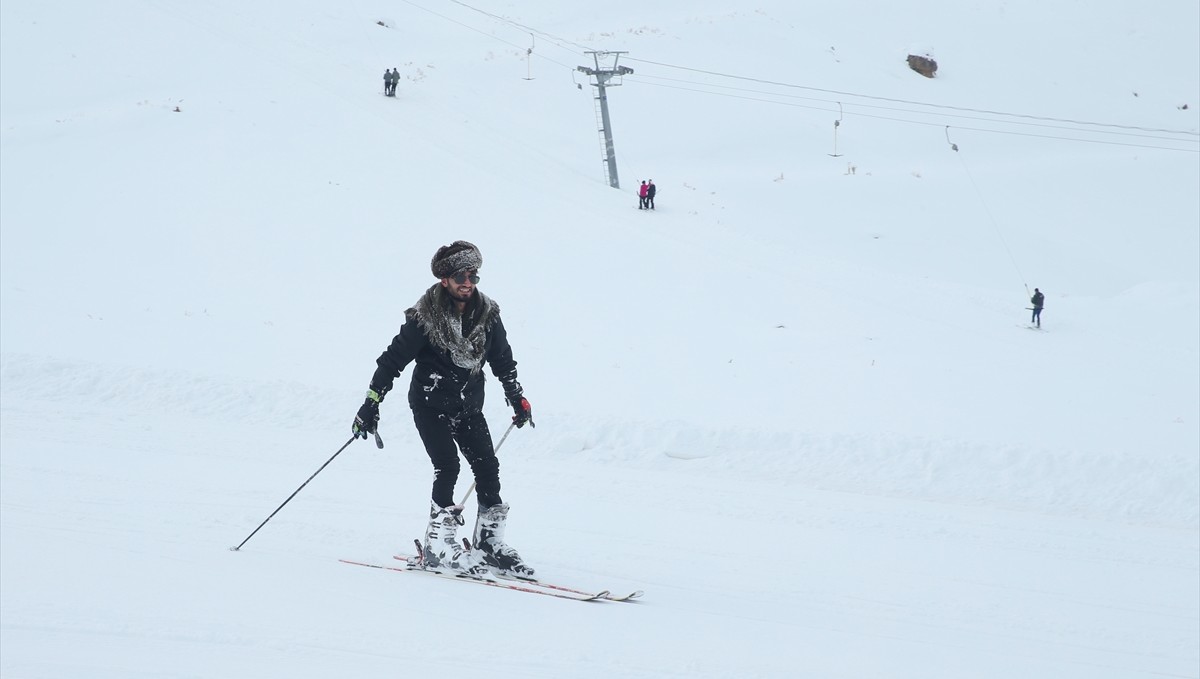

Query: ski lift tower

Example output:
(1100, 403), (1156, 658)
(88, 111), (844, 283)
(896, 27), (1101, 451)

(577, 51), (633, 189)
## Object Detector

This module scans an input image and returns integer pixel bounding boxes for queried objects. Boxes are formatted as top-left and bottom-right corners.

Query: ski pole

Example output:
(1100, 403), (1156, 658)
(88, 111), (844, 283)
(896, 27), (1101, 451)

(231, 433), (371, 551)
(456, 421), (517, 506)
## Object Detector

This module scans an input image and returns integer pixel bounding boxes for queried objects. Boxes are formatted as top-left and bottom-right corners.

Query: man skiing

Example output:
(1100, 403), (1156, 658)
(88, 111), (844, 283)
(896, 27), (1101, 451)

(638, 180), (649, 209)
(352, 240), (536, 578)
(646, 179), (657, 210)
(1030, 288), (1045, 328)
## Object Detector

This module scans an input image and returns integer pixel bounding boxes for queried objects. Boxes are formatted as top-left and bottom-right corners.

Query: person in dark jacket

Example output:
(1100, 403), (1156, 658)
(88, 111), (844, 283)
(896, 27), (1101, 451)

(1030, 288), (1045, 328)
(383, 68), (399, 96)
(352, 240), (535, 578)
(646, 180), (657, 210)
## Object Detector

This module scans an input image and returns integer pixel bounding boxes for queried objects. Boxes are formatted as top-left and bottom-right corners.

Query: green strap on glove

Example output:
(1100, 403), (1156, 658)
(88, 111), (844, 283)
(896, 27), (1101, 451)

(353, 389), (383, 439)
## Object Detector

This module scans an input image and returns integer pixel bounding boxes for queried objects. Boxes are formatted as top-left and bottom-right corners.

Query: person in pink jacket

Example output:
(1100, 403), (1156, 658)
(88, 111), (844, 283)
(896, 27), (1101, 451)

(638, 180), (649, 209)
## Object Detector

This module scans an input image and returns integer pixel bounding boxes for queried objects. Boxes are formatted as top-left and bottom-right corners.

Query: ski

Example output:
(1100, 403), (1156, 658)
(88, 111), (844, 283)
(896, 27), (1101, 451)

(340, 559), (608, 602)
(393, 554), (643, 602)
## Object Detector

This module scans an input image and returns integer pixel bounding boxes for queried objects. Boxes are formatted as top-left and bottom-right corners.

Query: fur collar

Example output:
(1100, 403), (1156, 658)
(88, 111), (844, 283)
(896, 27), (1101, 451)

(409, 283), (498, 374)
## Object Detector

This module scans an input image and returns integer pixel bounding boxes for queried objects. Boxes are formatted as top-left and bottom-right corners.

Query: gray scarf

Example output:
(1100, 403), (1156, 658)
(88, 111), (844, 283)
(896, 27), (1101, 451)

(409, 283), (498, 375)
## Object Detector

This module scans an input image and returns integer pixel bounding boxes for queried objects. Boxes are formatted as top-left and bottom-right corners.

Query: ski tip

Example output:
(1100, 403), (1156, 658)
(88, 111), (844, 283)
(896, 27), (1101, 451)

(606, 590), (645, 602)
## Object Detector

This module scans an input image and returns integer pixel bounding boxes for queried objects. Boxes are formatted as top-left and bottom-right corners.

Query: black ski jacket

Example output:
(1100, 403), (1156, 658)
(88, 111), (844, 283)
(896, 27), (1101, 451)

(368, 290), (522, 416)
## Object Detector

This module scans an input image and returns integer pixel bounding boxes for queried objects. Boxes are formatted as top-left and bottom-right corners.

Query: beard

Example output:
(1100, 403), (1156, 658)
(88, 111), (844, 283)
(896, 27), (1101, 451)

(446, 284), (475, 303)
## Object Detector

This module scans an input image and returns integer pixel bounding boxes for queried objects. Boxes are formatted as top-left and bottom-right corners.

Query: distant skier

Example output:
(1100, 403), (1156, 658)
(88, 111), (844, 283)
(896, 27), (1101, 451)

(1030, 288), (1044, 328)
(351, 240), (536, 579)
(638, 180), (649, 209)
(646, 179), (656, 210)
(383, 68), (399, 96)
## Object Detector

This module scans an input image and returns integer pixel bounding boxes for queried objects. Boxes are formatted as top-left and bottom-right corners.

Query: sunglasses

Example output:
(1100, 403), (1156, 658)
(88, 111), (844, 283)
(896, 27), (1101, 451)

(452, 271), (480, 285)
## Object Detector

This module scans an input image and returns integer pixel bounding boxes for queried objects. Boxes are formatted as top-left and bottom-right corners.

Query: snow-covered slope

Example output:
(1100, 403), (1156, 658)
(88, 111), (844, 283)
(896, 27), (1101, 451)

(2, 1), (1197, 677)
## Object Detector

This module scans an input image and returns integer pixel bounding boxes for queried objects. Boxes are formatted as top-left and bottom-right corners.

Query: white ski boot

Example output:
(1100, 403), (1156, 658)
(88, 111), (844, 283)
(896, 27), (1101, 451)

(472, 503), (535, 579)
(416, 502), (488, 577)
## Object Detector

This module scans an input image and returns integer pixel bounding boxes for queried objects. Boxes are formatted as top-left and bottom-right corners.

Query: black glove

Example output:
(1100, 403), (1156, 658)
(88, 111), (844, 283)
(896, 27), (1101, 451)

(510, 396), (534, 429)
(352, 389), (382, 439)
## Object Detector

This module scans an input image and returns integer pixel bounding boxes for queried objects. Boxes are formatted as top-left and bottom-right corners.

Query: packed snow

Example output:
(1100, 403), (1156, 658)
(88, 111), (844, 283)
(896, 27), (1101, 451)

(2, 1), (1197, 677)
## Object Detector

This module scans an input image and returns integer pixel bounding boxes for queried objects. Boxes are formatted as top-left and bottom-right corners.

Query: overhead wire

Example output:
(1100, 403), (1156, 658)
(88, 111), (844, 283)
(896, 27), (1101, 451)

(629, 80), (1197, 153)
(390, 0), (1198, 153)
(624, 56), (1200, 137)
(445, 0), (593, 54)
(633, 74), (1196, 145)
(394, 0), (577, 70)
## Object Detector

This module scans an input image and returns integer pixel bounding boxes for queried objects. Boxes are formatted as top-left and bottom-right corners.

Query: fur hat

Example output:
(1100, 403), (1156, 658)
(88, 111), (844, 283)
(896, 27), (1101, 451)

(431, 240), (483, 278)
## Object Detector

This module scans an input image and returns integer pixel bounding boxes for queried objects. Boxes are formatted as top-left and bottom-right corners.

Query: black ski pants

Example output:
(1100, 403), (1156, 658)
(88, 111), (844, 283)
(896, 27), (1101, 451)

(412, 406), (502, 509)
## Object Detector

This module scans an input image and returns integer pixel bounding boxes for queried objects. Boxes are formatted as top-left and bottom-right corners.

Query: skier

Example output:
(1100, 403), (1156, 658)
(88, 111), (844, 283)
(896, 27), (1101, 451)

(646, 179), (657, 210)
(1030, 288), (1045, 328)
(351, 240), (536, 578)
(638, 180), (648, 209)
(350, 242), (532, 578)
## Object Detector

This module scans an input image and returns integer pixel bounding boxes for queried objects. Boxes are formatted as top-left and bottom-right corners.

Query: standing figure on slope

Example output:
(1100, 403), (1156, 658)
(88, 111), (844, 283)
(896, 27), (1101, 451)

(351, 240), (536, 578)
(646, 179), (656, 210)
(638, 180), (649, 209)
(1030, 288), (1044, 328)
